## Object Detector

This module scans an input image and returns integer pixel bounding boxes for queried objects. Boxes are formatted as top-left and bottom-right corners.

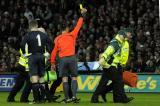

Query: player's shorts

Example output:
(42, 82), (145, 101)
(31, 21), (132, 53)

(58, 55), (78, 77)
(28, 53), (45, 77)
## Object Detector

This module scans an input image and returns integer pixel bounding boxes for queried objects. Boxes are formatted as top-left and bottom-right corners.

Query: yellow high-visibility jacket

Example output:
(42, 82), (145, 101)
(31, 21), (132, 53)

(18, 47), (29, 71)
(101, 35), (129, 68)
(120, 40), (129, 66)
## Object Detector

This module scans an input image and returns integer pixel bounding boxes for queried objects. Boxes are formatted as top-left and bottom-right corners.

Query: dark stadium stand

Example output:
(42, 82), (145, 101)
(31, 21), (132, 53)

(0, 0), (159, 73)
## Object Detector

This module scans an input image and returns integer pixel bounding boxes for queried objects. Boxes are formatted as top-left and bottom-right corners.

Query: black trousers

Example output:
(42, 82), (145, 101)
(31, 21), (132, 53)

(92, 66), (127, 102)
(8, 64), (32, 101)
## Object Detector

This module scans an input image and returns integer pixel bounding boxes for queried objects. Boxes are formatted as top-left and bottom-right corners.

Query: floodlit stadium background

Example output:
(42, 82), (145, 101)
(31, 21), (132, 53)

(0, 0), (160, 105)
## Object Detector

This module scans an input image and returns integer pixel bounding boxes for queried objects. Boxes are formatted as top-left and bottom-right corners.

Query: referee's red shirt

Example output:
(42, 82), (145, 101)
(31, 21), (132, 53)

(51, 17), (83, 63)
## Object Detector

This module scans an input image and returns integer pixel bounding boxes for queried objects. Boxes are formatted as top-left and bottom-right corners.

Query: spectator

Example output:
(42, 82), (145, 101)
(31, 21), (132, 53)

(0, 0), (159, 73)
(24, 8), (34, 23)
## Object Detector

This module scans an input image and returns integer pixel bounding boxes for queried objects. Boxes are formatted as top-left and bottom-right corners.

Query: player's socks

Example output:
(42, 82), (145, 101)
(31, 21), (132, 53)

(63, 82), (69, 99)
(71, 80), (78, 98)
(32, 83), (40, 103)
(39, 83), (46, 102)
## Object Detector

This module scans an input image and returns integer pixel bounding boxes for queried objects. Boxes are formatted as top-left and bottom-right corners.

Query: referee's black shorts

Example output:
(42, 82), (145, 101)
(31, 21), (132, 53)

(58, 55), (78, 77)
(28, 53), (45, 77)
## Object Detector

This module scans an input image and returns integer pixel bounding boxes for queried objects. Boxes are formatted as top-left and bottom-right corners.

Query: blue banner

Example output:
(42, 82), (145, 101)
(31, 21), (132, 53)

(0, 74), (17, 91)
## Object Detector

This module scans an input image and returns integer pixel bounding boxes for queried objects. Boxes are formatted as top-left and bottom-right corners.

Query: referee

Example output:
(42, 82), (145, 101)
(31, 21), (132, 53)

(21, 20), (53, 104)
(50, 8), (87, 103)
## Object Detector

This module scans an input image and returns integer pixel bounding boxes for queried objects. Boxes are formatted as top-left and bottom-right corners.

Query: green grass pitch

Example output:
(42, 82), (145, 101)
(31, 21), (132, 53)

(0, 92), (160, 106)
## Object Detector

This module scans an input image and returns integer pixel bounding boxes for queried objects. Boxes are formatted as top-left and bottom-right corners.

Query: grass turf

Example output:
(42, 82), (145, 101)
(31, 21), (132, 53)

(0, 92), (160, 106)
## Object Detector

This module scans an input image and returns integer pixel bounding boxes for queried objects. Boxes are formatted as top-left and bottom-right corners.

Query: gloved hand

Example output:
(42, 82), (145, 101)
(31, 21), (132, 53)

(22, 54), (27, 59)
(44, 52), (50, 58)
(22, 53), (32, 58)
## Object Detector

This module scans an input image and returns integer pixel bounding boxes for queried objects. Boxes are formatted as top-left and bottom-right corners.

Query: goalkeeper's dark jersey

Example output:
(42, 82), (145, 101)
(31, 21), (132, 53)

(21, 31), (53, 54)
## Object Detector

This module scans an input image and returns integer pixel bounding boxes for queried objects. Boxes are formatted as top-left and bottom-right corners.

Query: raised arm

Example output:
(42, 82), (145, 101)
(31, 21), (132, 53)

(70, 17), (83, 39)
(70, 7), (87, 38)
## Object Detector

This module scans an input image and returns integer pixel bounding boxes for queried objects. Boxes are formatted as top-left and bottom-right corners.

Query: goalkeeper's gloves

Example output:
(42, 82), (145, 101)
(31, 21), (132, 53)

(43, 52), (50, 58)
(22, 53), (31, 58)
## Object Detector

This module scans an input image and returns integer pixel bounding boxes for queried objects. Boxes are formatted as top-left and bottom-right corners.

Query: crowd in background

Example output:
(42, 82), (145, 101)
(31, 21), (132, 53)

(0, 0), (159, 73)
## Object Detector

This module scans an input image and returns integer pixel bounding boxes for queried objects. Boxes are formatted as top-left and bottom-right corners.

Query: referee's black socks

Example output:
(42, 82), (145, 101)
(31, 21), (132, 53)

(71, 80), (78, 98)
(63, 82), (69, 99)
